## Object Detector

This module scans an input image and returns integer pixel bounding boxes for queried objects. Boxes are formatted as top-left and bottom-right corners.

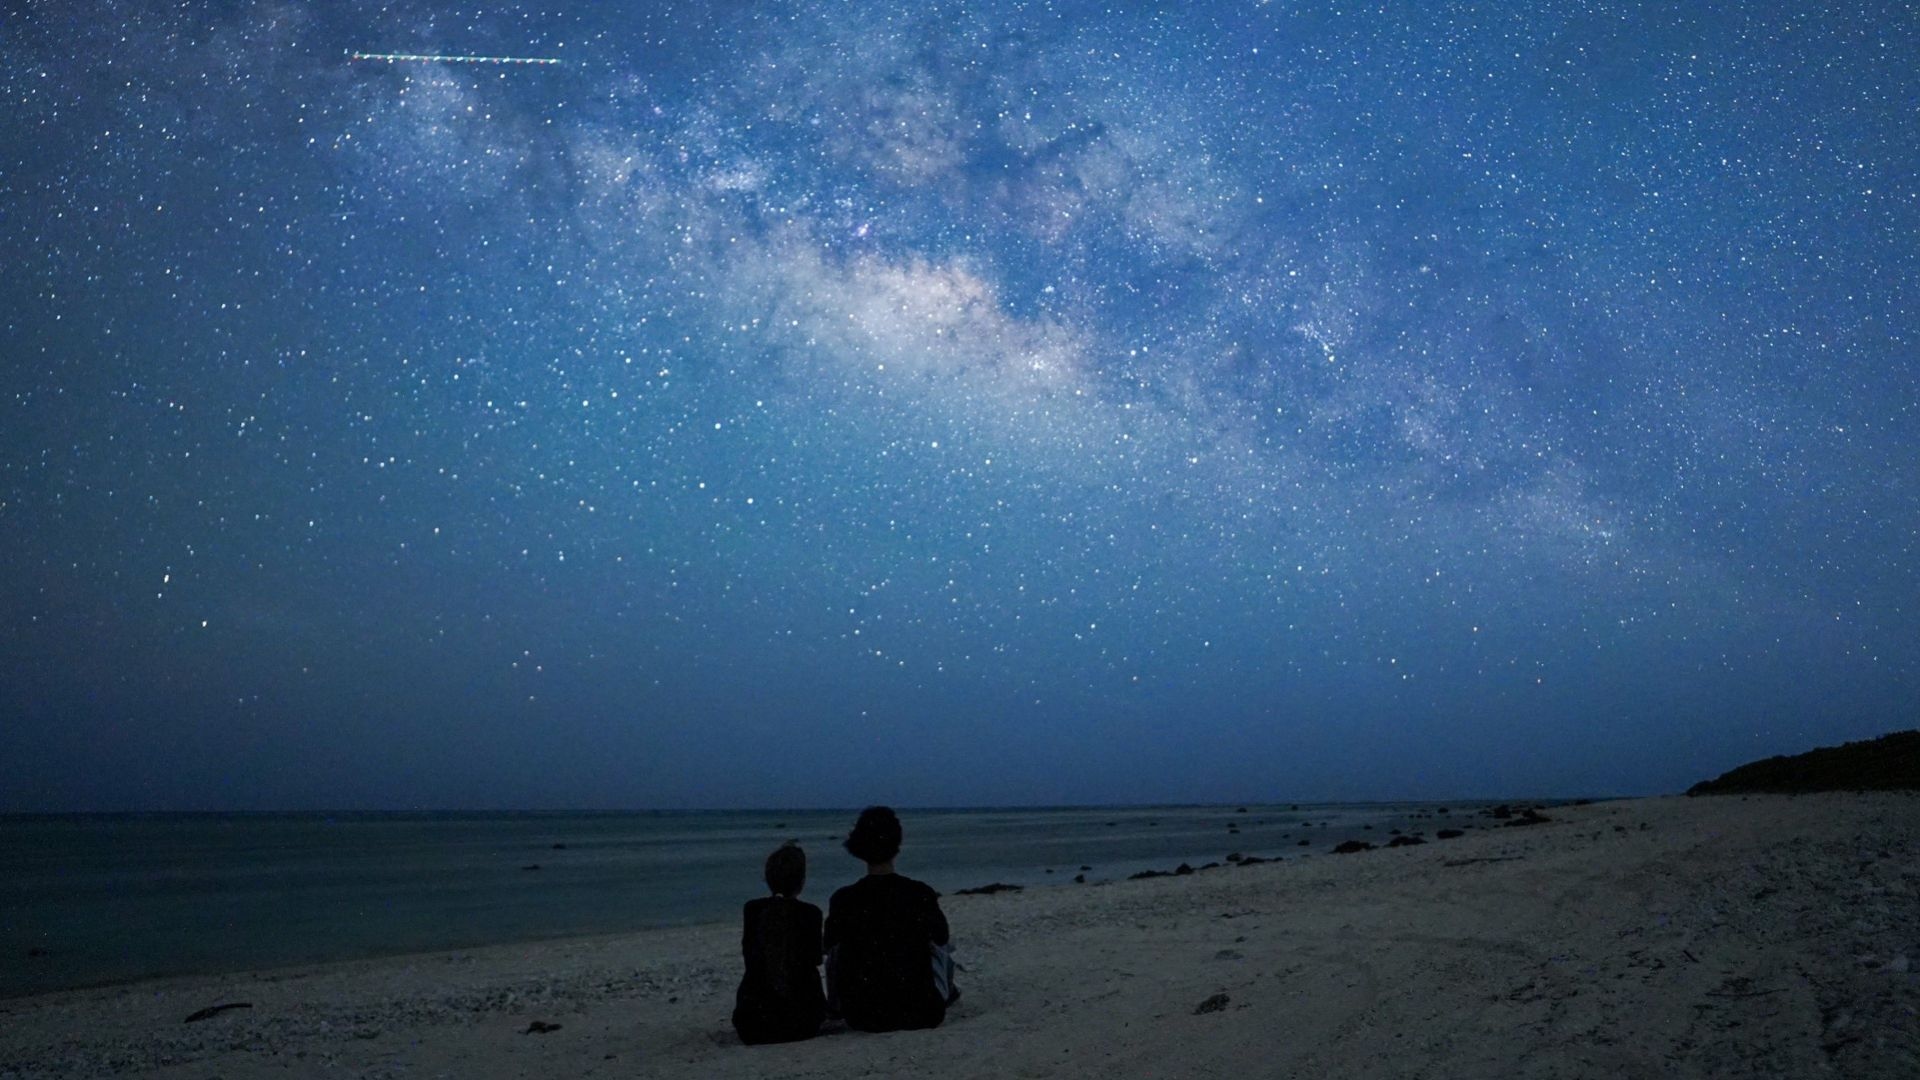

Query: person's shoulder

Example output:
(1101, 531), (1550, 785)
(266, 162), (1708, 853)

(895, 875), (941, 900)
(763, 895), (822, 924)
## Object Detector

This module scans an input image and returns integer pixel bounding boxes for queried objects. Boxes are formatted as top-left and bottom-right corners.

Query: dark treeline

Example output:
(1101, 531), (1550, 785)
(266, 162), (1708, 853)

(1688, 730), (1920, 795)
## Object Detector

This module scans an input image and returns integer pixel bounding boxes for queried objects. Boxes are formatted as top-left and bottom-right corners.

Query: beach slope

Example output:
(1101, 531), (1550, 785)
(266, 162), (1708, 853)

(3, 793), (1916, 1078)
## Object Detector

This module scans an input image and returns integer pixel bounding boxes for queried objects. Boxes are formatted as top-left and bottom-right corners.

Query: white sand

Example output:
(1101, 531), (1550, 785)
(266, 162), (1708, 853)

(3, 793), (1916, 1079)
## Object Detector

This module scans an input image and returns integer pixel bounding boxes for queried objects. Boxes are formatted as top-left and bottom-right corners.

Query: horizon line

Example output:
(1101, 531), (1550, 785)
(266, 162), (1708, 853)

(0, 794), (1634, 817)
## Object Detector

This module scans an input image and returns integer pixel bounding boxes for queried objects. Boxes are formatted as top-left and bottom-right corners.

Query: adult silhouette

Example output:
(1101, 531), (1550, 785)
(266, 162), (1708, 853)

(823, 806), (956, 1031)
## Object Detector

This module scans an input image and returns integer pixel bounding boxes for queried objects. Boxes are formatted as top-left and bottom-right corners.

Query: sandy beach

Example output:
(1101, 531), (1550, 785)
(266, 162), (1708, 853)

(3, 793), (1916, 1079)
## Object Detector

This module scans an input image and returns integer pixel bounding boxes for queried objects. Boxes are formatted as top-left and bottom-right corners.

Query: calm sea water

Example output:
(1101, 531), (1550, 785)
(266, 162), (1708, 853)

(0, 803), (1478, 996)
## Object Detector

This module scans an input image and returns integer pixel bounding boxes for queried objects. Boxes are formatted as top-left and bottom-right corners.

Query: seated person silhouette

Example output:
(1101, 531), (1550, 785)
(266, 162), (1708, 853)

(731, 842), (826, 1044)
(824, 806), (958, 1032)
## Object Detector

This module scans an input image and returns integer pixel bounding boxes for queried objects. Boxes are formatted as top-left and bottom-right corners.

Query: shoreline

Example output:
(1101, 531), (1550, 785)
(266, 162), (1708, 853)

(0, 799), (1560, 999)
(0, 797), (1529, 1003)
(3, 793), (1915, 1078)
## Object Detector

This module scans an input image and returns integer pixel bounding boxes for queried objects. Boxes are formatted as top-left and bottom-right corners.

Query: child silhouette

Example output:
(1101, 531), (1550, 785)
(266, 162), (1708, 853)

(731, 842), (826, 1044)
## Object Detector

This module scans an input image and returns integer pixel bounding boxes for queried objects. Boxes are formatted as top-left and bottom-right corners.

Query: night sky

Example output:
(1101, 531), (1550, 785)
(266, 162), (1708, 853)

(3, 1), (1915, 811)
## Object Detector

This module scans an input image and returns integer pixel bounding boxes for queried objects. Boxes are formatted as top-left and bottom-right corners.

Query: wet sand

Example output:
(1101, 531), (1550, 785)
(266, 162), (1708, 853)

(3, 793), (1916, 1078)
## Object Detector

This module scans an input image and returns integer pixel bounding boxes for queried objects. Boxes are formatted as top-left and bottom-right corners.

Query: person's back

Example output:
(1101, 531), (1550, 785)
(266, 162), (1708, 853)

(732, 844), (826, 1044)
(826, 872), (949, 1031)
(823, 806), (954, 1032)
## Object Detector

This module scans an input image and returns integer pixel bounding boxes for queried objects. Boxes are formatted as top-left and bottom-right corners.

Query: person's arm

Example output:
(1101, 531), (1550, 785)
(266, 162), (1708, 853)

(806, 905), (824, 967)
(822, 894), (841, 953)
(925, 889), (950, 947)
(741, 902), (756, 960)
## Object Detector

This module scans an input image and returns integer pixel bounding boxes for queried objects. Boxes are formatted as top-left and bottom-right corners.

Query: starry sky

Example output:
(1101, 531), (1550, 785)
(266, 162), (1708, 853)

(2, 0), (1915, 811)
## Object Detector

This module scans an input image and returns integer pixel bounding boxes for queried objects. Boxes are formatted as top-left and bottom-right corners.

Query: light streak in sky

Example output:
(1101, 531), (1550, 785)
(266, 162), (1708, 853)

(349, 52), (563, 66)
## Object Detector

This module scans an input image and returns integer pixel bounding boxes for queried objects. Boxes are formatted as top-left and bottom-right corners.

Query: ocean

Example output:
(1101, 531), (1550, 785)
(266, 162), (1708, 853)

(0, 802), (1491, 997)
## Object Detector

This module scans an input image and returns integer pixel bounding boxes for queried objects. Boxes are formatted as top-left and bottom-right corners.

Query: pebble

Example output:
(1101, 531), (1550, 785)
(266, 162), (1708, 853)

(1890, 955), (1910, 974)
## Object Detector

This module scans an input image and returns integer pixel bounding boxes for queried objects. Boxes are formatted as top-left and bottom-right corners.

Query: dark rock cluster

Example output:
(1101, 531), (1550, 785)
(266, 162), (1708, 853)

(954, 882), (1023, 895)
(1483, 804), (1552, 827)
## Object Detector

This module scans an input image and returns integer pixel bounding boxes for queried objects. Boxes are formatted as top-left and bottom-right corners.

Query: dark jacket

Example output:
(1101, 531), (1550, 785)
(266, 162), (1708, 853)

(731, 895), (826, 1044)
(824, 873), (950, 1031)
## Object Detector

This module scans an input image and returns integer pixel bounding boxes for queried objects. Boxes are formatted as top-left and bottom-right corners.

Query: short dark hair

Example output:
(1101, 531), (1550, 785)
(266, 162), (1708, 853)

(765, 841), (806, 896)
(844, 806), (902, 865)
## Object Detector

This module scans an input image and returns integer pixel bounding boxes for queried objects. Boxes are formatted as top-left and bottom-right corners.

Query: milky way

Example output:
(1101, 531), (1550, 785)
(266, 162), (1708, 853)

(2, 0), (1915, 809)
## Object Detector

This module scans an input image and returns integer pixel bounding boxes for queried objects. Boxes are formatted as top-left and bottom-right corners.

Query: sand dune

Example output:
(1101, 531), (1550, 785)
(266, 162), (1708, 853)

(3, 793), (1916, 1078)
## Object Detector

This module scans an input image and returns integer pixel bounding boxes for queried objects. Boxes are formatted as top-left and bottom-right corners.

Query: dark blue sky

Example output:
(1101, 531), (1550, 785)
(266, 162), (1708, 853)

(2, 0), (1914, 810)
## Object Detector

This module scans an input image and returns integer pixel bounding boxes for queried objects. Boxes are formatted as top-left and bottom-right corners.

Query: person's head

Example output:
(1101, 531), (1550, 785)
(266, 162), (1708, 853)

(843, 805), (902, 867)
(764, 841), (806, 897)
